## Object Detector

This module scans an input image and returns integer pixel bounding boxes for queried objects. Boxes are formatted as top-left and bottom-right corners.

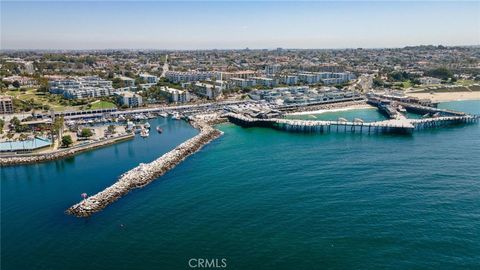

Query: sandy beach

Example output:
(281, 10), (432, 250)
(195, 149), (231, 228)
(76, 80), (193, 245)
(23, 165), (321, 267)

(287, 103), (375, 116)
(407, 91), (480, 102)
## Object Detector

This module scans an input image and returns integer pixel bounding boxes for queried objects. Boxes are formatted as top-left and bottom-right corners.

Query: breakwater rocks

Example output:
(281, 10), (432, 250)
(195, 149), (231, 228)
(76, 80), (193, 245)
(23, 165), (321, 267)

(0, 134), (134, 167)
(66, 121), (223, 218)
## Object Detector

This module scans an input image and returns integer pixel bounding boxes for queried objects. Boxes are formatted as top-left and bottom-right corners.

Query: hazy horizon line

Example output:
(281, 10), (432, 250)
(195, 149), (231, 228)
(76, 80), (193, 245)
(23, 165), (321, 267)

(2, 44), (479, 52)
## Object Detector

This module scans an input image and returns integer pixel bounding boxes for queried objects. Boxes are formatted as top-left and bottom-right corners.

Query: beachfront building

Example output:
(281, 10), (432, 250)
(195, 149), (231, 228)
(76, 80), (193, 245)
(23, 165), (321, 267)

(115, 91), (143, 107)
(193, 82), (222, 100)
(249, 86), (362, 106)
(49, 76), (116, 99)
(419, 76), (442, 85)
(159, 87), (191, 103)
(139, 73), (159, 84)
(165, 71), (216, 83)
(0, 95), (14, 114)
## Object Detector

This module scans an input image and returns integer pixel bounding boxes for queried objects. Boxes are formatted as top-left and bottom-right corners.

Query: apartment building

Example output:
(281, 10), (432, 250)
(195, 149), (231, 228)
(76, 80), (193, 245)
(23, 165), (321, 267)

(0, 96), (14, 114)
(139, 73), (159, 84)
(193, 82), (222, 100)
(49, 76), (116, 99)
(165, 71), (216, 83)
(115, 91), (143, 107)
(159, 87), (191, 103)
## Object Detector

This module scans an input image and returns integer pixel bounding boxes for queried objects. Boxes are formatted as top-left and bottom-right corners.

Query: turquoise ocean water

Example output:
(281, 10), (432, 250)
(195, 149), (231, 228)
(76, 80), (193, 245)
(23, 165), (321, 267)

(1, 100), (479, 269)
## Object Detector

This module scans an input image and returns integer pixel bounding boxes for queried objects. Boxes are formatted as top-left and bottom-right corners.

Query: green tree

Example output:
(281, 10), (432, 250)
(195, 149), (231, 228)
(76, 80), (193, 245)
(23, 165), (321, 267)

(52, 116), (64, 137)
(107, 125), (116, 134)
(425, 67), (454, 80)
(80, 128), (93, 138)
(61, 135), (73, 147)
(0, 118), (4, 134)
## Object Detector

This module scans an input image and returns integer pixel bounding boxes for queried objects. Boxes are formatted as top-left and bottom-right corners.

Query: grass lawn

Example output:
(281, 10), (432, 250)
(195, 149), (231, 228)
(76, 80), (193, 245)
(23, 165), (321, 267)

(3, 88), (79, 111)
(456, 79), (475, 86)
(88, 100), (117, 110)
(402, 80), (412, 89)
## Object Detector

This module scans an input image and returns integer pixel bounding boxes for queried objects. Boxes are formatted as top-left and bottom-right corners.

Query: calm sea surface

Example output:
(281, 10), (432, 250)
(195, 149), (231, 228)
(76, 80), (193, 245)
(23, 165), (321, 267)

(2, 100), (479, 269)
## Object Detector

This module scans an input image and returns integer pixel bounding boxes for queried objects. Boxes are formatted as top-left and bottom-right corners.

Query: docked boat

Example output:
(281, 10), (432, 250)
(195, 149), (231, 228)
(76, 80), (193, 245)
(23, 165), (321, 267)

(172, 113), (181, 120)
(156, 126), (163, 133)
(144, 122), (151, 129)
(398, 105), (407, 112)
(140, 128), (149, 138)
(126, 121), (134, 131)
(159, 112), (168, 118)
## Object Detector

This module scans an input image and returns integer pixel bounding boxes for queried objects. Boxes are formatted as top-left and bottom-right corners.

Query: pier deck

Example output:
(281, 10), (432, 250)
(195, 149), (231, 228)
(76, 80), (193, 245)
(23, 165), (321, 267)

(226, 113), (478, 135)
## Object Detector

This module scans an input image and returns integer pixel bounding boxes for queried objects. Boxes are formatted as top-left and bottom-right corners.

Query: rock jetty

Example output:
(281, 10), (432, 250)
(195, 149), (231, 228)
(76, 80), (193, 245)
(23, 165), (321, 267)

(0, 134), (134, 167)
(66, 121), (222, 218)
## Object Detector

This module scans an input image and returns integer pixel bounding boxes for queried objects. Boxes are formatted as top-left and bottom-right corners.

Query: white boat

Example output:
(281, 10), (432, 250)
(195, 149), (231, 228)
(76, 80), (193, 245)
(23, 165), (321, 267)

(144, 122), (151, 129)
(172, 113), (181, 120)
(140, 128), (149, 138)
(126, 121), (134, 131)
(159, 112), (168, 118)
(398, 105), (407, 112)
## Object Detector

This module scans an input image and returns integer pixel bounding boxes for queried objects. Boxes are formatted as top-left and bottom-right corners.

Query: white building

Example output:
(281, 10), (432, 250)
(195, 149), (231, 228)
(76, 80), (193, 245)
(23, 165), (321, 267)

(419, 76), (442, 85)
(140, 73), (159, 84)
(115, 91), (143, 107)
(165, 71), (216, 83)
(264, 64), (281, 75)
(251, 77), (276, 87)
(281, 75), (299, 85)
(298, 72), (356, 85)
(116, 76), (136, 87)
(230, 78), (256, 88)
(193, 82), (222, 100)
(49, 76), (116, 99)
(160, 87), (191, 103)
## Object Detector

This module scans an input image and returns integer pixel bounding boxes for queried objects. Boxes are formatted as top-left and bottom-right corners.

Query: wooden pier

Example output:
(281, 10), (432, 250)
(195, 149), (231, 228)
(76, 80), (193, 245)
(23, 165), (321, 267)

(226, 113), (479, 135)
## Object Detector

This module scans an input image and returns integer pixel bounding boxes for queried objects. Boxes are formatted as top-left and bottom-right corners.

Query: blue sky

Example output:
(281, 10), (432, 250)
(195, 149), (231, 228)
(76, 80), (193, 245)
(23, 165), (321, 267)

(1, 1), (479, 49)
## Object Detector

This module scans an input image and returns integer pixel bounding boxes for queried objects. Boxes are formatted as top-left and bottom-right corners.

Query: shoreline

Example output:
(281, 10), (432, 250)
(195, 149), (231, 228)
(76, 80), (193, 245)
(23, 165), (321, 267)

(407, 92), (480, 103)
(0, 133), (134, 167)
(286, 103), (375, 116)
(66, 120), (223, 218)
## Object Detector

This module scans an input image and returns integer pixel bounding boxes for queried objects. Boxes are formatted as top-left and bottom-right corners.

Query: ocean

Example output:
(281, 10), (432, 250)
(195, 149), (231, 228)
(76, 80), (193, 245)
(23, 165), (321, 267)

(1, 100), (479, 269)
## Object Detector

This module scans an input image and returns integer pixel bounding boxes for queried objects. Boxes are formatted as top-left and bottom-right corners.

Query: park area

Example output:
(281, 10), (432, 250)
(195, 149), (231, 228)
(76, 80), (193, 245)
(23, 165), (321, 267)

(2, 88), (117, 112)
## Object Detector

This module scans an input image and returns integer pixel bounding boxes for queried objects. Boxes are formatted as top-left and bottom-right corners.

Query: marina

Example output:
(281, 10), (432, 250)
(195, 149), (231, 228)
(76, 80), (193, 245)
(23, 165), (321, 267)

(2, 100), (479, 270)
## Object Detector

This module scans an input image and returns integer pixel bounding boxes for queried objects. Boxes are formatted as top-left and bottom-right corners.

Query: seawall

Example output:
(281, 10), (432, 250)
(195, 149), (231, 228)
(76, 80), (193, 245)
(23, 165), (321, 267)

(0, 134), (134, 167)
(66, 121), (223, 218)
